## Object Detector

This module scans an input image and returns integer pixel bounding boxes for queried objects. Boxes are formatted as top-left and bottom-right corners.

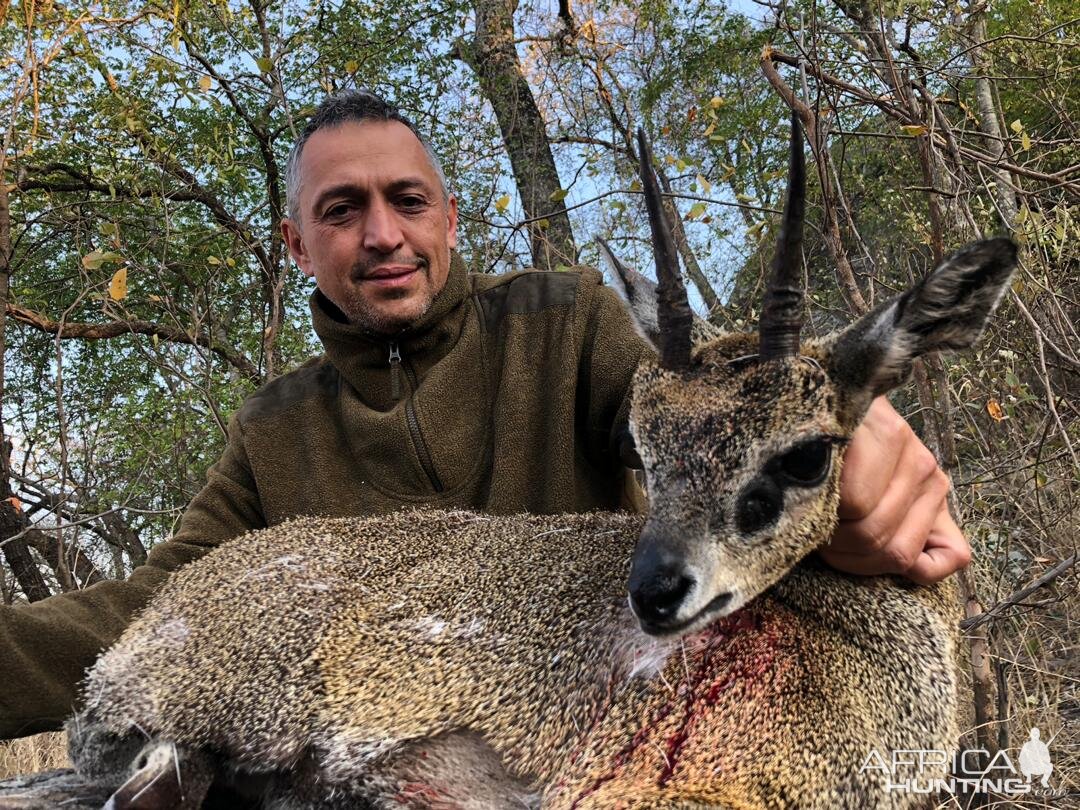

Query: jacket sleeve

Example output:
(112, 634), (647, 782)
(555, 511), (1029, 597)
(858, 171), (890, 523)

(0, 414), (265, 739)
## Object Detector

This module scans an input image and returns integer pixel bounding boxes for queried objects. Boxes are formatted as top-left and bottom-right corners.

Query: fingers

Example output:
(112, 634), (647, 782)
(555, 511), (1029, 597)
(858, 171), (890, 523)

(837, 397), (911, 521)
(905, 509), (971, 585)
(822, 395), (973, 584)
(821, 479), (949, 578)
(832, 432), (944, 555)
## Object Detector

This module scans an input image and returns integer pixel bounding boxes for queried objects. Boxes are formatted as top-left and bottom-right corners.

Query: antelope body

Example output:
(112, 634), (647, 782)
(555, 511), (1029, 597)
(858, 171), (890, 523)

(66, 121), (1017, 809)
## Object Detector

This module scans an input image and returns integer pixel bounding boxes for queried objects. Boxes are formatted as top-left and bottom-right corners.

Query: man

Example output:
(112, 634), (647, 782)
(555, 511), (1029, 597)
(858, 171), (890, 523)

(0, 90), (969, 739)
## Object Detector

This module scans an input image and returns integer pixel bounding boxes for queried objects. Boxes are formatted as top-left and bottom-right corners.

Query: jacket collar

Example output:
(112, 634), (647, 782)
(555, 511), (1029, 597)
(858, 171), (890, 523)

(310, 250), (471, 404)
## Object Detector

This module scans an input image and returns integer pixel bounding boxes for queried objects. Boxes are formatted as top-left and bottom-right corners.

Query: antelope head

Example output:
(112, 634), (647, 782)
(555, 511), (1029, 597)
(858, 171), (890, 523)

(608, 116), (1017, 636)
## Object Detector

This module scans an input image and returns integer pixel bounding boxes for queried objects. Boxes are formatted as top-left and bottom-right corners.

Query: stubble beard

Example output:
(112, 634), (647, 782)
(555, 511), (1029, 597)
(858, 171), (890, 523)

(335, 256), (434, 334)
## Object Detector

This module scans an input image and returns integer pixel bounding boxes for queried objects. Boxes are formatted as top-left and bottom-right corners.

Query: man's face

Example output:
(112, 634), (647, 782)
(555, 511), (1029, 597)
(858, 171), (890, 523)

(282, 120), (458, 333)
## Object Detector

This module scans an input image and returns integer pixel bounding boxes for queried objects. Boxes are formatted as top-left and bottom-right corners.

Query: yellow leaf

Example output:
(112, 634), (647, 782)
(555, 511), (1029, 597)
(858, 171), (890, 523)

(900, 124), (927, 137)
(697, 174), (711, 194)
(494, 194), (510, 214)
(1021, 131), (1031, 151)
(549, 188), (568, 202)
(986, 399), (1005, 422)
(198, 75), (212, 92)
(226, 257), (236, 267)
(109, 267), (128, 301)
(345, 60), (359, 73)
(709, 96), (724, 109)
(1010, 119), (1023, 133)
(207, 256), (221, 265)
(703, 122), (715, 137)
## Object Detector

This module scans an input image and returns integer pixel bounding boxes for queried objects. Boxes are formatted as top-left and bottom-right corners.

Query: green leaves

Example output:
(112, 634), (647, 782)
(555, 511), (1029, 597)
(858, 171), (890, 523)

(81, 250), (123, 270)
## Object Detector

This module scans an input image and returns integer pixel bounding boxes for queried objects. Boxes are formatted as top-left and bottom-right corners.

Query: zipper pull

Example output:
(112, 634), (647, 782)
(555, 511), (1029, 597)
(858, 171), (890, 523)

(388, 342), (402, 401)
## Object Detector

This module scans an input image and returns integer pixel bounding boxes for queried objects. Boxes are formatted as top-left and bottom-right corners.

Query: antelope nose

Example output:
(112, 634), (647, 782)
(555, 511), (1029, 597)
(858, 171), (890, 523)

(628, 551), (695, 631)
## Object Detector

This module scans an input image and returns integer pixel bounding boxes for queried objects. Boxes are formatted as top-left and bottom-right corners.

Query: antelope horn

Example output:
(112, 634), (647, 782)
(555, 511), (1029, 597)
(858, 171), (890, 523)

(758, 112), (806, 361)
(637, 128), (693, 370)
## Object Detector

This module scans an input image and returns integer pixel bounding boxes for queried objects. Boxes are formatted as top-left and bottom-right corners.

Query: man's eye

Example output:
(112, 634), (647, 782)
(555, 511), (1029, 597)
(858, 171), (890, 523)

(325, 203), (352, 218)
(398, 196), (427, 210)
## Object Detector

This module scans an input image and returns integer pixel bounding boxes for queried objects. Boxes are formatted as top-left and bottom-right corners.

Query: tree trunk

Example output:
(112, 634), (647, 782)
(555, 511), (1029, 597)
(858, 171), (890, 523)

(761, 55), (869, 315)
(959, 6), (1018, 227)
(0, 172), (52, 603)
(25, 527), (105, 590)
(456, 0), (577, 270)
(655, 168), (720, 317)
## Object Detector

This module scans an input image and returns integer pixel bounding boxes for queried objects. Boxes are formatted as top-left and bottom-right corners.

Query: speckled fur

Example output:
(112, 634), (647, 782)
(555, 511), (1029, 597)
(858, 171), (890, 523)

(73, 504), (956, 809)
(68, 337), (961, 810)
(67, 251), (1031, 808)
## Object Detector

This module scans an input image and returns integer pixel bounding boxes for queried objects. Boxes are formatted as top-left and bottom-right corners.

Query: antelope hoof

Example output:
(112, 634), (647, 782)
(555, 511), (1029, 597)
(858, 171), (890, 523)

(103, 740), (213, 810)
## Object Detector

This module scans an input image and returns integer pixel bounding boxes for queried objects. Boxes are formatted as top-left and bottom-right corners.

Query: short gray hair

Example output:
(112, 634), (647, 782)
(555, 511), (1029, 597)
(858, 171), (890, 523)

(284, 89), (448, 222)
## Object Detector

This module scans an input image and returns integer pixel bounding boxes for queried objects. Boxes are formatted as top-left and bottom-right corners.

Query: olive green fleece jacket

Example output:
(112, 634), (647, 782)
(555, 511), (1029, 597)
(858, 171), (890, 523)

(0, 252), (647, 738)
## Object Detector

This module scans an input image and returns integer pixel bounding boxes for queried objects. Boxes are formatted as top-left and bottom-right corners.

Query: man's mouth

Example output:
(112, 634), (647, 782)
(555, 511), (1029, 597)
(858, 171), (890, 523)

(360, 264), (422, 287)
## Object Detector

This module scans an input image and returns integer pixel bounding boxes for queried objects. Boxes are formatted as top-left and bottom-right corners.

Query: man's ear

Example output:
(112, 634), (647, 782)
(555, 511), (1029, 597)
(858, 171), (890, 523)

(828, 237), (1017, 406)
(596, 238), (720, 351)
(282, 218), (314, 278)
(446, 194), (458, 251)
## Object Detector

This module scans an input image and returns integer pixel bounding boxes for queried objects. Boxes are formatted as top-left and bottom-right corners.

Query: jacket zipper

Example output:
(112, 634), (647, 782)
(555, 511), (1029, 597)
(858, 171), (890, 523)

(388, 343), (403, 401)
(388, 341), (444, 493)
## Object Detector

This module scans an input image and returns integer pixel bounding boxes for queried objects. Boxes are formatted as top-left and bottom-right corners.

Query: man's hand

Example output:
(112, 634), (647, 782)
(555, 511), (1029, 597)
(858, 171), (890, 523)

(819, 397), (971, 584)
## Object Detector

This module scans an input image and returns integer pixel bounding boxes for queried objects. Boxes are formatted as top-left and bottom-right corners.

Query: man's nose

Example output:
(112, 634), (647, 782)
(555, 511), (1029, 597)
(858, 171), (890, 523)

(361, 199), (405, 253)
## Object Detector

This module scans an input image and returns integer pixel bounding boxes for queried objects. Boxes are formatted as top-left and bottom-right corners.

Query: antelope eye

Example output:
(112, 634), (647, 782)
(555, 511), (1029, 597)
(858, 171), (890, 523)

(776, 439), (831, 486)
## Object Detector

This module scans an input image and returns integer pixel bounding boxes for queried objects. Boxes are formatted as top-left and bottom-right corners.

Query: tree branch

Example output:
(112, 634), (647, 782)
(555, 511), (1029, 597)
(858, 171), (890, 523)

(961, 554), (1078, 631)
(6, 304), (260, 382)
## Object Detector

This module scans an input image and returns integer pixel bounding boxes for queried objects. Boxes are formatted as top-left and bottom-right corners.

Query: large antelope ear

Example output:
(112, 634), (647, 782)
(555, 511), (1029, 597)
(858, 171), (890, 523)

(597, 237), (661, 349)
(828, 237), (1017, 408)
(597, 238), (722, 350)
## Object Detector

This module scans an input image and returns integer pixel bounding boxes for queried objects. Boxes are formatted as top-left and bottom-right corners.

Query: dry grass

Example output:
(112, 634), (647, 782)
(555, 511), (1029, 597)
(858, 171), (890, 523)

(0, 731), (68, 780)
